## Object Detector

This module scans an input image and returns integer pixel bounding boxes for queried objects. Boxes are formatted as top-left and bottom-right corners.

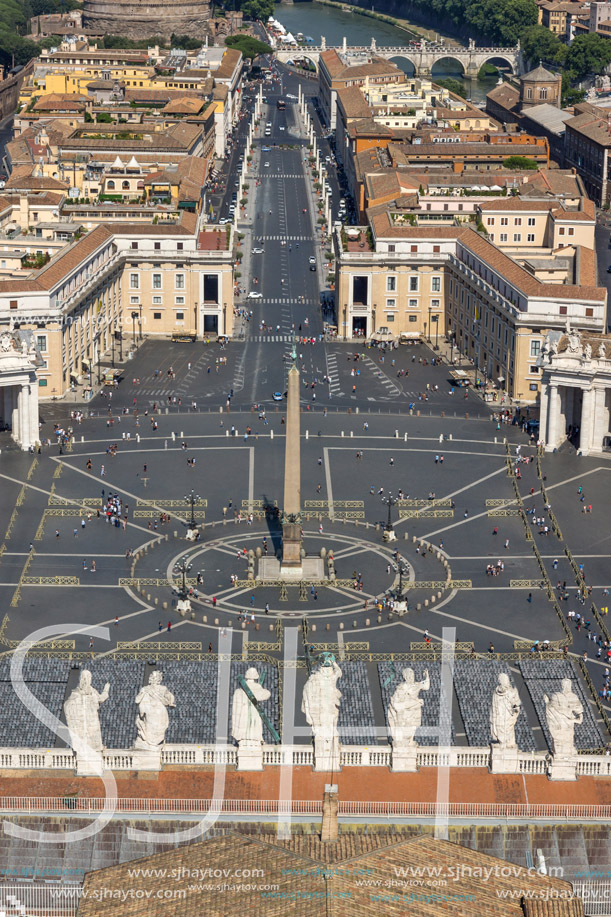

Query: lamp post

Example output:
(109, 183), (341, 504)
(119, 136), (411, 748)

(130, 310), (138, 349)
(173, 555), (192, 602)
(381, 492), (398, 542)
(432, 314), (439, 351)
(396, 558), (409, 597)
(450, 330), (455, 364)
(427, 304), (432, 343)
(185, 490), (201, 532)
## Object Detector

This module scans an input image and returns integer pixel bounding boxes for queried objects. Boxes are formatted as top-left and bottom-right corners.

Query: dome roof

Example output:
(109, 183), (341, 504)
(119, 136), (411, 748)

(522, 62), (557, 83)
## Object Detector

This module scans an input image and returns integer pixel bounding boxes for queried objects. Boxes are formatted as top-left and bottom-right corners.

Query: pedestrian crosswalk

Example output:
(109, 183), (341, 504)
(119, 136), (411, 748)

(256, 235), (313, 241)
(247, 334), (293, 342)
(247, 297), (315, 304)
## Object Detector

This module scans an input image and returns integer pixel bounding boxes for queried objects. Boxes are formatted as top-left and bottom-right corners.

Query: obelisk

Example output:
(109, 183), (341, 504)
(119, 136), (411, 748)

(281, 362), (302, 571)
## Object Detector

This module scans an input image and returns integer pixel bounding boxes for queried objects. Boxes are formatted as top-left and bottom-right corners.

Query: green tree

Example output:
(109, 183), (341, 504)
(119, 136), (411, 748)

(434, 77), (466, 98)
(565, 33), (611, 80)
(503, 155), (539, 170)
(520, 24), (562, 67)
(465, 0), (537, 45)
(95, 112), (112, 123)
(224, 34), (272, 60)
(170, 33), (201, 50)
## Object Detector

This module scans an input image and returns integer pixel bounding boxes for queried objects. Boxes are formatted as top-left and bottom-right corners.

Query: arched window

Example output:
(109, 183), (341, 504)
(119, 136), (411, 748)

(122, 180), (130, 190)
(540, 87), (547, 100)
(526, 87), (533, 99)
(107, 180), (115, 190)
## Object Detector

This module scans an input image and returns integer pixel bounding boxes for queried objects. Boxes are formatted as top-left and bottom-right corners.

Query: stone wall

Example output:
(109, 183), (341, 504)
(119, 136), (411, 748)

(82, 0), (211, 39)
(0, 60), (34, 121)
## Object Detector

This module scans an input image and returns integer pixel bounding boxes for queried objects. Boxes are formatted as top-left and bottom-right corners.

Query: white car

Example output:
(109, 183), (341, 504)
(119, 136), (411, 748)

(219, 218), (230, 224)
(251, 247), (264, 254)
(279, 126), (285, 131)
(247, 291), (263, 299)
(264, 162), (270, 168)
(308, 256), (316, 264)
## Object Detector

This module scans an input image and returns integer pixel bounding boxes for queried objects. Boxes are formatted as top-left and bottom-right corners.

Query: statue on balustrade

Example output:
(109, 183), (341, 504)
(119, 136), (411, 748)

(231, 667), (271, 748)
(302, 654), (342, 768)
(544, 678), (583, 757)
(388, 668), (429, 748)
(64, 669), (109, 754)
(490, 672), (521, 748)
(135, 671), (175, 750)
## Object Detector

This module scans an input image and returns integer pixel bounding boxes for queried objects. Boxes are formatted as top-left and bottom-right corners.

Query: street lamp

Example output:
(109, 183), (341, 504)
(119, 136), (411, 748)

(381, 492), (399, 542)
(396, 558), (409, 598)
(450, 330), (456, 364)
(173, 555), (193, 602)
(130, 311), (138, 349)
(432, 314), (439, 351)
(185, 490), (201, 532)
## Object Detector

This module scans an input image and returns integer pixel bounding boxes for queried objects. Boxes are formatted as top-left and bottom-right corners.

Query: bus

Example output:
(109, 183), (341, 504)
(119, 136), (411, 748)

(277, 99), (286, 111)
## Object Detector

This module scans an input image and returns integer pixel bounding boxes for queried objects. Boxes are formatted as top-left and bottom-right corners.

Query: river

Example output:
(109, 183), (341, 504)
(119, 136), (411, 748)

(273, 1), (499, 103)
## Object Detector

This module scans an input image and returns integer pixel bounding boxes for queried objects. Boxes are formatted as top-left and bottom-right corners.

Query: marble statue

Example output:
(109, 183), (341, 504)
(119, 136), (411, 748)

(490, 673), (521, 748)
(599, 341), (607, 359)
(134, 671), (175, 750)
(64, 669), (109, 753)
(567, 330), (581, 353)
(544, 678), (583, 757)
(583, 343), (592, 361)
(302, 654), (342, 770)
(388, 668), (430, 748)
(231, 667), (271, 747)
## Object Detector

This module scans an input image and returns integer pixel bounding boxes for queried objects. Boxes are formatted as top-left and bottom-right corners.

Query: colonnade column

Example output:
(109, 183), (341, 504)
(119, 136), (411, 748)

(546, 384), (561, 450)
(579, 387), (594, 455)
(591, 386), (610, 454)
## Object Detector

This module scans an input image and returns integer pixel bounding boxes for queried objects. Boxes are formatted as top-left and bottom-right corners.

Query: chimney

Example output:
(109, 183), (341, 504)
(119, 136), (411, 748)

(320, 784), (338, 843)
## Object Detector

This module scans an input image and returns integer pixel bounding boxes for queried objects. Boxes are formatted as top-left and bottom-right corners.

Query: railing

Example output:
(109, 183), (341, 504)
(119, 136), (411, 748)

(0, 796), (610, 820)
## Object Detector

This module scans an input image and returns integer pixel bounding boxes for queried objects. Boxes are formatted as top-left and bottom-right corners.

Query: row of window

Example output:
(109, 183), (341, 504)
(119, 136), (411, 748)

(486, 217), (537, 226)
(130, 295), (185, 305)
(130, 242), (184, 251)
(384, 299), (441, 309)
(490, 233), (537, 243)
(386, 275), (442, 292)
(129, 273), (185, 290)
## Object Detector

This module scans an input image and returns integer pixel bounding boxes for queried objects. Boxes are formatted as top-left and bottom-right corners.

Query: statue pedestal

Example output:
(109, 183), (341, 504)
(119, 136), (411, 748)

(177, 598), (191, 617)
(548, 753), (577, 781)
(236, 743), (264, 771)
(383, 528), (397, 543)
(132, 746), (162, 771)
(313, 737), (341, 773)
(490, 744), (519, 774)
(74, 750), (103, 777)
(185, 528), (198, 542)
(391, 745), (418, 773)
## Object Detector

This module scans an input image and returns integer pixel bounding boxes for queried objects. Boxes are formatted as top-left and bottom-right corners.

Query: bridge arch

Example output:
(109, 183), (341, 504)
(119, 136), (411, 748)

(280, 51), (319, 74)
(478, 54), (516, 74)
(388, 55), (416, 78)
(430, 56), (466, 79)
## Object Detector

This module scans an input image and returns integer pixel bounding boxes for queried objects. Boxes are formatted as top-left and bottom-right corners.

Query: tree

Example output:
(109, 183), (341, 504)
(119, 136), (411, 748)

(520, 24), (562, 67)
(170, 33), (201, 50)
(434, 78), (466, 99)
(464, 0), (537, 45)
(565, 33), (611, 81)
(503, 156), (539, 170)
(224, 34), (272, 60)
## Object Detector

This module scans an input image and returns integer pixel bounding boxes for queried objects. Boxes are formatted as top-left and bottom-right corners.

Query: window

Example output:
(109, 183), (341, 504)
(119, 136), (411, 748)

(153, 274), (162, 289)
(154, 242), (161, 251)
(514, 218), (522, 226)
(352, 275), (368, 305)
(559, 305), (567, 315)
(107, 180), (115, 190)
(526, 87), (533, 99)
(386, 299), (396, 308)
(130, 240), (138, 250)
(559, 227), (565, 236)
(513, 234), (521, 242)
(36, 335), (47, 352)
(431, 276), (441, 292)
(527, 234), (535, 242)
(175, 296), (185, 305)
(388, 244), (395, 253)
(204, 274), (220, 304)
(129, 273), (139, 289)
(530, 340), (540, 357)
(500, 234), (508, 243)
(431, 299), (440, 307)
(433, 245), (440, 253)
(408, 299), (418, 307)
(409, 314), (418, 322)
(500, 217), (508, 226)
(152, 296), (162, 304)
(528, 217), (536, 226)
(175, 311), (184, 321)
(529, 383), (539, 391)
(410, 245), (418, 253)
(568, 227), (574, 236)
(153, 312), (162, 320)
(177, 242), (183, 251)
(540, 87), (547, 100)
(386, 313), (395, 322)
(530, 365), (540, 373)
(129, 295), (140, 304)
(409, 276), (419, 292)
(586, 308), (594, 317)
(175, 274), (185, 290)
(386, 276), (396, 292)
(487, 218), (495, 226)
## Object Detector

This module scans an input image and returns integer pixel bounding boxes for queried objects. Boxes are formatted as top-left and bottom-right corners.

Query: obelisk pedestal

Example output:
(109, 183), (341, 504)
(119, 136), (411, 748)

(281, 363), (302, 575)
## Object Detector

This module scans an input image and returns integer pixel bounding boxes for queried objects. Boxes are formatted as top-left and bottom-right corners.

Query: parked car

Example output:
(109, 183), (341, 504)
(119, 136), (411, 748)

(247, 291), (263, 299)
